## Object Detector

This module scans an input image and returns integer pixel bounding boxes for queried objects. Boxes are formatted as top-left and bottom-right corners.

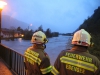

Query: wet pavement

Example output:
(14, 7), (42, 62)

(0, 58), (13, 75)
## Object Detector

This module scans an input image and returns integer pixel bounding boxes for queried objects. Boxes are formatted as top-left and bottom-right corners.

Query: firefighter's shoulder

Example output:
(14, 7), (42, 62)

(59, 49), (71, 54)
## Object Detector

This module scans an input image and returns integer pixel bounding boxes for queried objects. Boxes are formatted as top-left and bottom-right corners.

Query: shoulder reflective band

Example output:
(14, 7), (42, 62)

(40, 66), (52, 74)
(60, 56), (97, 72)
(51, 66), (59, 75)
(27, 49), (39, 57)
(24, 51), (41, 65)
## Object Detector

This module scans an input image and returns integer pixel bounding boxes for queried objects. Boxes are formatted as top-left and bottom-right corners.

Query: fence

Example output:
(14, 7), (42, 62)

(0, 44), (26, 75)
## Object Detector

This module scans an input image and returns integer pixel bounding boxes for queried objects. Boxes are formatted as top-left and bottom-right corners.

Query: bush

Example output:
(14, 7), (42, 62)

(88, 34), (100, 60)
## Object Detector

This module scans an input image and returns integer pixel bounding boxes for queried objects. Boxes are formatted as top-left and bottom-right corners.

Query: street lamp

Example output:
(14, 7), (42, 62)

(0, 1), (7, 43)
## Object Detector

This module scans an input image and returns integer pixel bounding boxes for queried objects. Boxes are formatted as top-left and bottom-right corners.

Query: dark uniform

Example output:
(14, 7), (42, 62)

(24, 44), (52, 75)
(51, 46), (100, 75)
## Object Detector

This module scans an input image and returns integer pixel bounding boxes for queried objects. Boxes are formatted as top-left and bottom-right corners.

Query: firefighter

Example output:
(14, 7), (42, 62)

(24, 31), (52, 75)
(51, 29), (100, 75)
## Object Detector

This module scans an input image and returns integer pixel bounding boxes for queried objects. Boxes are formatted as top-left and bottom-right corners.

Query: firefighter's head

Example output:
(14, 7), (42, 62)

(31, 31), (48, 44)
(71, 29), (93, 47)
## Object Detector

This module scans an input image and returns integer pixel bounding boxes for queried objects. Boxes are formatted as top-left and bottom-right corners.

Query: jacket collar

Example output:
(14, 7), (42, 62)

(32, 44), (45, 50)
(71, 45), (88, 52)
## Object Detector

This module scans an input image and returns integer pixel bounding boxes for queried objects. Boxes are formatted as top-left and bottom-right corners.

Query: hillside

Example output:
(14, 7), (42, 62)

(78, 6), (100, 34)
(2, 15), (29, 29)
(77, 6), (100, 60)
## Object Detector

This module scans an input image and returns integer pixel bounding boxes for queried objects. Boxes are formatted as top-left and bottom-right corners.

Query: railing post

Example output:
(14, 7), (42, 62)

(9, 50), (12, 69)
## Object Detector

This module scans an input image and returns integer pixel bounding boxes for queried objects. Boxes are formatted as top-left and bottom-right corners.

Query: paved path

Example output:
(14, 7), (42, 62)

(0, 58), (13, 75)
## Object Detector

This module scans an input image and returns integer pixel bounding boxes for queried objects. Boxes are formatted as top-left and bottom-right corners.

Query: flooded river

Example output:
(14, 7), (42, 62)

(1, 35), (72, 65)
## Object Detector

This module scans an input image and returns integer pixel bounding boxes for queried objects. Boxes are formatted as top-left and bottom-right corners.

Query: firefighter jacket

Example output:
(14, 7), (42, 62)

(24, 44), (52, 75)
(51, 46), (100, 75)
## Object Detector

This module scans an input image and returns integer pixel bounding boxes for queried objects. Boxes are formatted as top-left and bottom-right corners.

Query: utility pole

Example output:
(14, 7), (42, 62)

(0, 1), (7, 43)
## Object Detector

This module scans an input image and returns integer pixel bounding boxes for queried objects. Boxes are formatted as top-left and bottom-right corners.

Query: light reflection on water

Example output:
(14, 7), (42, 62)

(1, 35), (72, 65)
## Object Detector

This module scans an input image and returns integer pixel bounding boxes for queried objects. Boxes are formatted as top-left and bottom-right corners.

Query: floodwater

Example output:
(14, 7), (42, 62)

(1, 35), (72, 65)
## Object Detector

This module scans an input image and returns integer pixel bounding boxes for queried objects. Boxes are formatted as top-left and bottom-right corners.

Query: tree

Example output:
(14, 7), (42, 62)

(37, 25), (44, 32)
(23, 29), (33, 40)
(17, 26), (24, 34)
(45, 28), (52, 38)
(52, 32), (59, 37)
(17, 26), (21, 31)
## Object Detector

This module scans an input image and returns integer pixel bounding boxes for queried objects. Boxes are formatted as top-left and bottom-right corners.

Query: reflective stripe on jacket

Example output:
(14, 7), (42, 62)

(51, 66), (59, 75)
(24, 46), (52, 75)
(51, 46), (100, 75)
(40, 66), (52, 74)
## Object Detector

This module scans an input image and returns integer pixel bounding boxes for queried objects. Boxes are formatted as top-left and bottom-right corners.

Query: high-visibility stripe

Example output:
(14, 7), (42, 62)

(40, 66), (52, 74)
(25, 51), (41, 65)
(51, 66), (59, 75)
(27, 49), (39, 57)
(25, 52), (41, 65)
(60, 56), (97, 72)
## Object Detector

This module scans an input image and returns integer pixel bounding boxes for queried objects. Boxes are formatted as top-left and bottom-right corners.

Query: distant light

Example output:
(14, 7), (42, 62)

(0, 1), (7, 9)
(30, 24), (32, 26)
(21, 34), (24, 37)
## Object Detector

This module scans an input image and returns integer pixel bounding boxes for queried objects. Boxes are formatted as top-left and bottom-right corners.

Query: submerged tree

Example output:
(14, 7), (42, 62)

(23, 29), (33, 40)
(45, 28), (52, 38)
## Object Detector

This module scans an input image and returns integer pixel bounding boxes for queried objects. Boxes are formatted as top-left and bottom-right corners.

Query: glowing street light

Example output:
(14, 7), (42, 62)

(0, 1), (7, 9)
(0, 1), (7, 43)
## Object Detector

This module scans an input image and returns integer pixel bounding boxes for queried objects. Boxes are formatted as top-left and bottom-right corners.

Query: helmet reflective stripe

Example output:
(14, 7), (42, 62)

(72, 41), (89, 46)
(24, 50), (41, 65)
(40, 66), (52, 74)
(51, 66), (59, 75)
(72, 29), (91, 46)
(31, 31), (48, 44)
(60, 56), (97, 72)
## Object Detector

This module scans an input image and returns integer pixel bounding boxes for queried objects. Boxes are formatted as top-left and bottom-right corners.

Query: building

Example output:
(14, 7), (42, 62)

(1, 28), (24, 39)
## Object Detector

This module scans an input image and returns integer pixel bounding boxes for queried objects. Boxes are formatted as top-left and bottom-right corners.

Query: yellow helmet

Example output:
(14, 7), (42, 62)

(31, 31), (48, 44)
(72, 29), (91, 46)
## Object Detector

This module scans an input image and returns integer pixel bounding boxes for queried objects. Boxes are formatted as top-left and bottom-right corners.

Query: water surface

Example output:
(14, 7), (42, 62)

(1, 35), (72, 65)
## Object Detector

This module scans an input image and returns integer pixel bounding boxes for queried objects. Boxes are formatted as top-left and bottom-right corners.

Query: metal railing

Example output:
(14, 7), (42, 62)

(0, 44), (26, 75)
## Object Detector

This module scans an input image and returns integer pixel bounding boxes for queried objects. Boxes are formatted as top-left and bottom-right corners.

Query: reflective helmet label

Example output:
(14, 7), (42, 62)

(33, 35), (42, 38)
